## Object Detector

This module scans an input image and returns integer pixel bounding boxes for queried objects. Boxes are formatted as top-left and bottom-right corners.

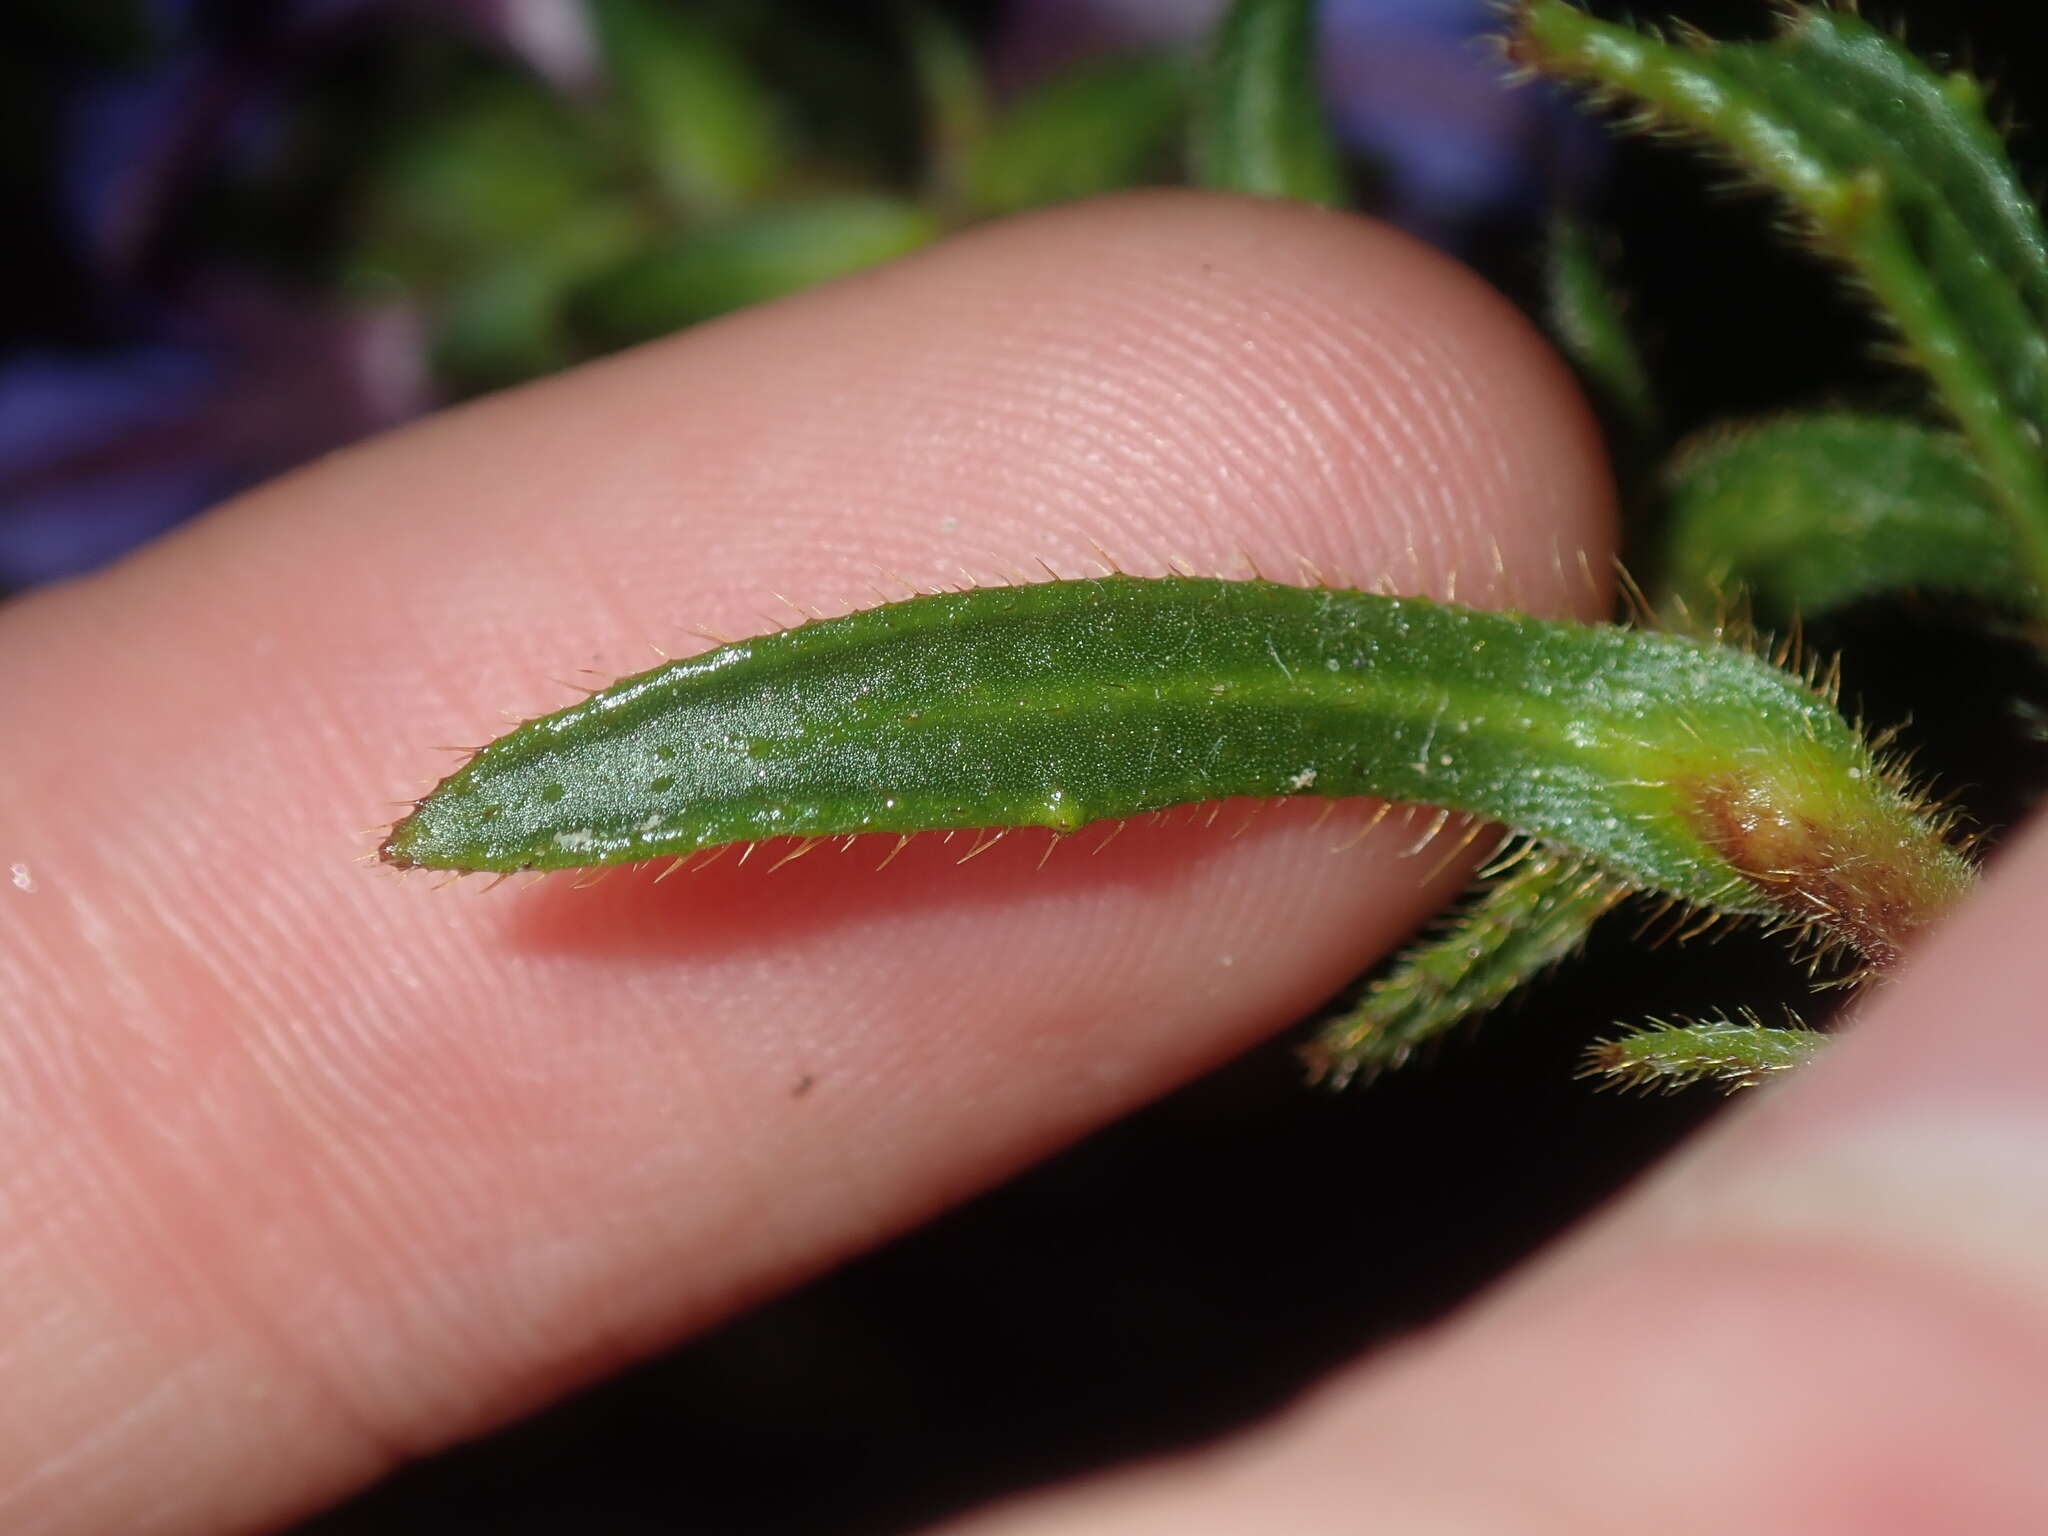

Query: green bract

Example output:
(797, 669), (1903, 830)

(1306, 849), (1625, 1087)
(385, 577), (1971, 973)
(1586, 1013), (1826, 1094)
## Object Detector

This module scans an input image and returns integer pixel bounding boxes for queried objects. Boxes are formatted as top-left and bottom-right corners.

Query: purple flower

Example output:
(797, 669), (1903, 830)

(0, 347), (229, 584)
(1318, 0), (1604, 244)
(67, 0), (600, 281)
(5, 0), (567, 587)
(0, 281), (429, 587)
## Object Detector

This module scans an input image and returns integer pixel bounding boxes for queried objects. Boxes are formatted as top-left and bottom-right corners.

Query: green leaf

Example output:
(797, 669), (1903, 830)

(349, 76), (608, 287)
(966, 54), (1187, 216)
(1661, 413), (2034, 623)
(591, 0), (785, 214)
(1583, 1012), (1824, 1093)
(568, 195), (939, 343)
(1510, 2), (2048, 607)
(432, 205), (648, 390)
(1543, 213), (1661, 453)
(1191, 0), (1346, 205)
(384, 576), (1972, 971)
(1306, 849), (1625, 1087)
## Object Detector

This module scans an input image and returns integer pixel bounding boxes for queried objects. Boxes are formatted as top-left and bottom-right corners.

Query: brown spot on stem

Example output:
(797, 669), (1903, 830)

(1685, 773), (1966, 973)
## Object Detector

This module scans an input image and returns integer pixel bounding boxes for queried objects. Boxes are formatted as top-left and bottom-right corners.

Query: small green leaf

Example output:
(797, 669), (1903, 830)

(385, 576), (1972, 971)
(591, 0), (785, 214)
(1306, 849), (1625, 1087)
(1661, 413), (2033, 623)
(899, 2), (991, 214)
(1583, 1012), (1825, 1093)
(966, 54), (1187, 215)
(568, 195), (939, 343)
(1510, 2), (2048, 607)
(1191, 0), (1346, 205)
(349, 75), (608, 286)
(430, 204), (647, 390)
(1543, 213), (1661, 454)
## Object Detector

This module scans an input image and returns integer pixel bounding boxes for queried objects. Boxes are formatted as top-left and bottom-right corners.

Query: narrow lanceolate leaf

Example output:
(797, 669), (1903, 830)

(1510, 2), (2048, 605)
(1583, 1013), (1825, 1093)
(1544, 213), (1661, 453)
(1662, 413), (2033, 624)
(385, 576), (1973, 970)
(1191, 0), (1347, 205)
(1305, 849), (1625, 1087)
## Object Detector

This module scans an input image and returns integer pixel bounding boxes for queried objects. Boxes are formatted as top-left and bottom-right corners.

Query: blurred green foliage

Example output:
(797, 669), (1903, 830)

(314, 1), (1224, 396)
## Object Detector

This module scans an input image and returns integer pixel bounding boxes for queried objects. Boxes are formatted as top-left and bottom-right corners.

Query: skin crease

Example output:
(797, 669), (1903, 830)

(0, 190), (2038, 1533)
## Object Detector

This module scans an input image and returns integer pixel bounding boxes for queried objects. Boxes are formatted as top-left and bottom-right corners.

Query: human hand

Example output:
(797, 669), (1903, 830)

(4, 192), (2040, 1534)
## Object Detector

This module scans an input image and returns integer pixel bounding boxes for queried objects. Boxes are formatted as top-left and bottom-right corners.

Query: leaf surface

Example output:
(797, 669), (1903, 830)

(1191, 0), (1345, 205)
(387, 577), (1971, 969)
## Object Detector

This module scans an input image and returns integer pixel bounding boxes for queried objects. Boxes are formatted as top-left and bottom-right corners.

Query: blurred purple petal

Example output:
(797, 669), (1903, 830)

(1320, 0), (1604, 241)
(993, 0), (1220, 89)
(0, 464), (231, 587)
(0, 347), (227, 582)
(62, 0), (599, 277)
(172, 277), (434, 467)
(0, 348), (218, 478)
(0, 288), (430, 584)
(61, 52), (220, 275)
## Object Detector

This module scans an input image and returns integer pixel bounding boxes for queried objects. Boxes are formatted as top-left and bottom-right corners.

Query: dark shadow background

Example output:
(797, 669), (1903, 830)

(8, 1), (2048, 1530)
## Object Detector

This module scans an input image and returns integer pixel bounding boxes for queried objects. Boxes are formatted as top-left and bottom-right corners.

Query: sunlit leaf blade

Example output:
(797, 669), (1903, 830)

(1306, 849), (1625, 1087)
(1544, 212), (1661, 453)
(1661, 413), (2033, 623)
(590, 0), (784, 214)
(568, 196), (939, 343)
(385, 576), (1972, 970)
(1191, 0), (1346, 205)
(1511, 2), (2048, 606)
(1583, 1012), (1825, 1092)
(966, 54), (1186, 215)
